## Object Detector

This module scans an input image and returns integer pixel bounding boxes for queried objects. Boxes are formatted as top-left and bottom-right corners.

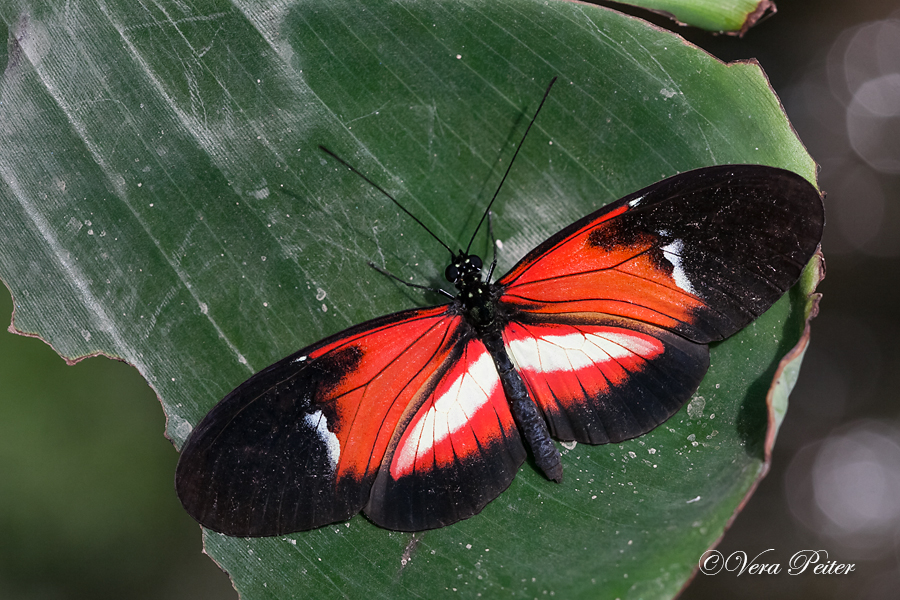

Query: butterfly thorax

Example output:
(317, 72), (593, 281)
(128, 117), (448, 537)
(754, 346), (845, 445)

(445, 251), (501, 333)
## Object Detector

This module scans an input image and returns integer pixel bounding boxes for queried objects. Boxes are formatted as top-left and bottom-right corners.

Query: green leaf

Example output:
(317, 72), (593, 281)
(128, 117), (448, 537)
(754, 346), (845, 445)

(0, 1), (818, 599)
(616, 0), (775, 34)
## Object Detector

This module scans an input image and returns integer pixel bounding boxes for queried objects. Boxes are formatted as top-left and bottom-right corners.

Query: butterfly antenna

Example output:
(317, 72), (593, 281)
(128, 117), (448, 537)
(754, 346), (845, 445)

(466, 76), (558, 254)
(318, 145), (453, 254)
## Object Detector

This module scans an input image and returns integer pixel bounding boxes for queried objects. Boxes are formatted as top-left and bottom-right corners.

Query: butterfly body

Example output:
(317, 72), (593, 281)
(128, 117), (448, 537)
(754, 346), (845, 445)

(176, 163), (823, 536)
(442, 250), (566, 484)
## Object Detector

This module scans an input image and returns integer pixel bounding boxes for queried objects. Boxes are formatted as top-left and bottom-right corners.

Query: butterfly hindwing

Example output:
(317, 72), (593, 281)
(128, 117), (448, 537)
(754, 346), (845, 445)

(498, 165), (824, 343)
(503, 318), (708, 444)
(367, 337), (526, 531)
(176, 305), (477, 536)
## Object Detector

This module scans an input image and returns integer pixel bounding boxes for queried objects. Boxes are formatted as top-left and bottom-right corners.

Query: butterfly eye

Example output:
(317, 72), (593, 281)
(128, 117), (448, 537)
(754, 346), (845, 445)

(445, 264), (459, 282)
(470, 256), (483, 270)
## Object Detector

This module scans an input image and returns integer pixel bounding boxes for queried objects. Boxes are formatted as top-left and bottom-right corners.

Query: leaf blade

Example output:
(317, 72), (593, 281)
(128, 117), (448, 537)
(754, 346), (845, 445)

(0, 1), (819, 598)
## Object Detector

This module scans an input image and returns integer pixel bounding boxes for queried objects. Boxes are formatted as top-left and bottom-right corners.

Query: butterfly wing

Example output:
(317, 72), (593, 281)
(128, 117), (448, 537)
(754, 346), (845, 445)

(499, 165), (824, 342)
(497, 165), (824, 443)
(175, 305), (526, 535)
(367, 336), (526, 531)
(503, 318), (708, 444)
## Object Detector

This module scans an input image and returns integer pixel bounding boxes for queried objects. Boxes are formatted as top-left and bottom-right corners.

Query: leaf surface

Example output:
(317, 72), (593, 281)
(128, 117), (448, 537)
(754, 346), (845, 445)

(0, 1), (818, 598)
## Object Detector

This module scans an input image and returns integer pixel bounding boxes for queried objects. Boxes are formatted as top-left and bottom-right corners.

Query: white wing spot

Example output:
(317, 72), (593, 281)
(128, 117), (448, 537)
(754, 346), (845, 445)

(661, 238), (697, 296)
(305, 410), (341, 470)
(628, 194), (646, 207)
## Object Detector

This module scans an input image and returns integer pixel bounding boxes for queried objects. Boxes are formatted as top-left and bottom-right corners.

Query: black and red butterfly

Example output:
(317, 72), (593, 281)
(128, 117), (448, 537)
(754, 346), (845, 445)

(175, 79), (824, 536)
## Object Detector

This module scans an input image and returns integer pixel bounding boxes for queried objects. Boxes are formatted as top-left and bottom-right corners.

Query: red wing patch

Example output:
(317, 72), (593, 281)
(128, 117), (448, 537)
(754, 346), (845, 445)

(175, 305), (471, 536)
(366, 338), (526, 531)
(499, 165), (825, 343)
(500, 221), (704, 332)
(305, 309), (463, 484)
(503, 319), (709, 444)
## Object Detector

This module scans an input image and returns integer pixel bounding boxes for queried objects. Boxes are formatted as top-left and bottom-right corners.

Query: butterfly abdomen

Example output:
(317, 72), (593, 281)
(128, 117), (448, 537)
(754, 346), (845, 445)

(455, 269), (564, 483)
(481, 328), (564, 483)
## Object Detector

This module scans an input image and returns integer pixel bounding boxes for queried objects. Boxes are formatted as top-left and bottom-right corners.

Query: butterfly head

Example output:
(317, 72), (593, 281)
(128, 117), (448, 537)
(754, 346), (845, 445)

(445, 252), (483, 289)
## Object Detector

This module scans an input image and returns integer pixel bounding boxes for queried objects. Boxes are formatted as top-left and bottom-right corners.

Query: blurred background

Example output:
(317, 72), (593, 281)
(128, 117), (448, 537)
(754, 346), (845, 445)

(1, 0), (898, 598)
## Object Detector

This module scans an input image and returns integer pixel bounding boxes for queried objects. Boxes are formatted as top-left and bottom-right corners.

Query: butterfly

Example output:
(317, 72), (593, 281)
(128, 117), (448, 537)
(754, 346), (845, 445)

(175, 79), (824, 536)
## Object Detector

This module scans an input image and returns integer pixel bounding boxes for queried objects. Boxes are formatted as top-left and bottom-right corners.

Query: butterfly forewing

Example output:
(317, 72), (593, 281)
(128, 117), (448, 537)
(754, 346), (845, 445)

(498, 165), (825, 343)
(176, 305), (470, 536)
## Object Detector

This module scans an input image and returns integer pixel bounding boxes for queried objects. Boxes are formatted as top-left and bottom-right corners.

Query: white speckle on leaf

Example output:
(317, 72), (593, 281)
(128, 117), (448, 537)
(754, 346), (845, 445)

(170, 414), (193, 445)
(687, 396), (705, 419)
